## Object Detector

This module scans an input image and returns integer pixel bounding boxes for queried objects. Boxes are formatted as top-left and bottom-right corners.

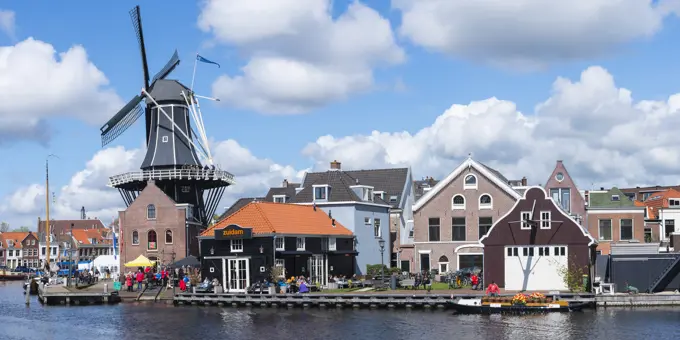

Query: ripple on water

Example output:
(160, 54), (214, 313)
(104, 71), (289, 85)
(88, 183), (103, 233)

(2, 282), (680, 340)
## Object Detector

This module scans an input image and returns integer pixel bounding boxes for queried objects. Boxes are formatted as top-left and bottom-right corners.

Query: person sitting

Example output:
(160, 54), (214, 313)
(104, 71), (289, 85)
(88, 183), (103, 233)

(471, 273), (479, 290)
(486, 280), (500, 296)
(298, 280), (309, 294)
(624, 281), (639, 294)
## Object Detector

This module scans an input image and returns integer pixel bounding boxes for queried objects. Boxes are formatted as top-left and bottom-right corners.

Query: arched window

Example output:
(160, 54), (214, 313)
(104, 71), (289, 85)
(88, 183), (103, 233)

(148, 230), (157, 250)
(438, 255), (449, 274)
(479, 194), (492, 209)
(452, 195), (465, 209)
(464, 174), (477, 189)
(165, 230), (173, 244)
(147, 204), (156, 219)
(132, 231), (139, 245)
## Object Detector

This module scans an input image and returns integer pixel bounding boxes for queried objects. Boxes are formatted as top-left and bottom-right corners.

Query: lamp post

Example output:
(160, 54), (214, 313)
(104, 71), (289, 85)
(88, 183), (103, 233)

(171, 251), (176, 296)
(68, 223), (73, 287)
(378, 238), (386, 281)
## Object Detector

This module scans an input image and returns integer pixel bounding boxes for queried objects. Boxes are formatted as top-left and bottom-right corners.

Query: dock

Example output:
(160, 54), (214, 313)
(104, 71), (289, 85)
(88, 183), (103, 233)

(38, 284), (122, 306)
(173, 292), (595, 310)
(595, 292), (680, 307)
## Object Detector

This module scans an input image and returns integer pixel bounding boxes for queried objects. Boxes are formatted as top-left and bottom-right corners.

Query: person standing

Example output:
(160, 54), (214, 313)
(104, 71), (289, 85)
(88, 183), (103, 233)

(135, 269), (144, 292)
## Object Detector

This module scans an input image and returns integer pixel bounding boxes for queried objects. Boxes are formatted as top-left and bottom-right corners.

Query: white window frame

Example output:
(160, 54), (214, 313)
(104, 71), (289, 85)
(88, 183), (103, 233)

(598, 219), (613, 241)
(275, 259), (286, 278)
(364, 217), (372, 225)
(620, 218), (634, 241)
(275, 237), (285, 251)
(670, 198), (680, 207)
(611, 194), (620, 202)
(520, 211), (532, 230)
(162, 135), (169, 143)
(540, 211), (551, 229)
(463, 174), (478, 190)
(312, 185), (329, 201)
(296, 237), (306, 250)
(374, 218), (382, 238)
(230, 239), (244, 253)
(273, 194), (286, 203)
(329, 237), (337, 251)
(452, 195), (465, 210)
(146, 204), (156, 220)
(478, 194), (492, 210)
(374, 191), (385, 200)
(438, 261), (449, 274)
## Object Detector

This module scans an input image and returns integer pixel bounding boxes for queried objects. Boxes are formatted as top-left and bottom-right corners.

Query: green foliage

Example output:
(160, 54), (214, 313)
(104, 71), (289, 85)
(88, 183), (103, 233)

(554, 257), (588, 292)
(0, 221), (9, 232)
(366, 264), (388, 277)
(389, 267), (401, 274)
(11, 226), (29, 232)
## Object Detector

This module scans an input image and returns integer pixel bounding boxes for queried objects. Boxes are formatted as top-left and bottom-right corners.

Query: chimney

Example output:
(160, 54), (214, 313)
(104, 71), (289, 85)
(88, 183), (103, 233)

(330, 160), (341, 170)
(521, 177), (527, 186)
(332, 219), (336, 227)
(600, 187), (604, 191)
(282, 179), (289, 188)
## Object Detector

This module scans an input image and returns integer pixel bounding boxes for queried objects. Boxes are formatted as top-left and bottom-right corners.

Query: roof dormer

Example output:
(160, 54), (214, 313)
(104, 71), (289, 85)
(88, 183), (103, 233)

(350, 185), (374, 202)
(313, 184), (330, 202)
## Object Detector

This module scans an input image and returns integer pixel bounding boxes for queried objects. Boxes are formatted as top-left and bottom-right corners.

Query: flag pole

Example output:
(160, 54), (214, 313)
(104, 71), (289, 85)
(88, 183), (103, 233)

(190, 52), (199, 92)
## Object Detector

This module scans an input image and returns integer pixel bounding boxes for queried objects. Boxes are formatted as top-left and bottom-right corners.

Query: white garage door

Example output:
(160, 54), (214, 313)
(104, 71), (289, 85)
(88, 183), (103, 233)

(504, 245), (569, 291)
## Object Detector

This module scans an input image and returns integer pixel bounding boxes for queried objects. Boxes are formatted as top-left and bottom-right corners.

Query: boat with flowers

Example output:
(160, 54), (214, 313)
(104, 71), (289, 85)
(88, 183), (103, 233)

(451, 292), (589, 315)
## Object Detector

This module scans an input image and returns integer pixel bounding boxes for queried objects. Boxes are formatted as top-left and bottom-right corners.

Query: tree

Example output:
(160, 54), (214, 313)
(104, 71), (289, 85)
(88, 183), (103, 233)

(0, 221), (9, 232)
(11, 226), (30, 232)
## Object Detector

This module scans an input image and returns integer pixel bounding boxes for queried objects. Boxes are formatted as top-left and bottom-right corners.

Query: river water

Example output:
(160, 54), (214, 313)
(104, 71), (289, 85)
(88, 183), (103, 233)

(1, 281), (679, 340)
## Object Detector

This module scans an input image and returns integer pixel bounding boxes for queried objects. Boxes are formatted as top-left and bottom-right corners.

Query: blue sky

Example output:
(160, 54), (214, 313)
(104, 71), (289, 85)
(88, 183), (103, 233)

(2, 0), (680, 227)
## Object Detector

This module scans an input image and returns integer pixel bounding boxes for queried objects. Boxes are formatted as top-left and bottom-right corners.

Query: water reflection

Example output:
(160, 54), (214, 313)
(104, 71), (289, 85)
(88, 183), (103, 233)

(2, 281), (680, 340)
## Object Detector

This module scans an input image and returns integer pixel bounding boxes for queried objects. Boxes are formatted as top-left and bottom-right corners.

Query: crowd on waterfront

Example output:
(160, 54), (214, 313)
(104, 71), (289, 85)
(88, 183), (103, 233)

(121, 265), (200, 292)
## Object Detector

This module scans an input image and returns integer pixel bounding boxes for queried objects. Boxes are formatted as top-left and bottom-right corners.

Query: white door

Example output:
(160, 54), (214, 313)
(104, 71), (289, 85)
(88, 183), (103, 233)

(227, 258), (250, 292)
(308, 255), (327, 286)
(504, 246), (568, 291)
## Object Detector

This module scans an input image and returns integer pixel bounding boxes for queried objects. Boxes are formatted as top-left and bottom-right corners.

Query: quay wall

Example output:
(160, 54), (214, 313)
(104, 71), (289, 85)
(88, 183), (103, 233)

(596, 294), (680, 307)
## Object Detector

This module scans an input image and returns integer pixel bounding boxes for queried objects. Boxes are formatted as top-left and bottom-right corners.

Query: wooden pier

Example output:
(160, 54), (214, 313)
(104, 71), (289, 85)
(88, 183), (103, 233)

(38, 284), (122, 306)
(173, 292), (595, 310)
(595, 293), (680, 307)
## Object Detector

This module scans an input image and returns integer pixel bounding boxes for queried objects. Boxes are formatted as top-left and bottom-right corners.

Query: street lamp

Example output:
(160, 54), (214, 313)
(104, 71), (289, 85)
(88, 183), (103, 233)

(171, 251), (176, 296)
(378, 238), (386, 281)
(68, 223), (73, 287)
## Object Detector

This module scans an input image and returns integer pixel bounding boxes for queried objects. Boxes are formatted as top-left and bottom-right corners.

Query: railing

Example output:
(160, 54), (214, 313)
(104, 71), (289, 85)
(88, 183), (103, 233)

(648, 255), (680, 293)
(108, 168), (235, 187)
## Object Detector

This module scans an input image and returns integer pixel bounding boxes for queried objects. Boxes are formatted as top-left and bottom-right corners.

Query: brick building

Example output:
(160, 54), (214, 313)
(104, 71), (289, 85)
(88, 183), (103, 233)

(119, 180), (199, 269)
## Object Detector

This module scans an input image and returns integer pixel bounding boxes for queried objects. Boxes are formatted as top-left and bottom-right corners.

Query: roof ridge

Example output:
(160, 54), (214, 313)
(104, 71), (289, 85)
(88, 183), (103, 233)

(253, 203), (276, 233)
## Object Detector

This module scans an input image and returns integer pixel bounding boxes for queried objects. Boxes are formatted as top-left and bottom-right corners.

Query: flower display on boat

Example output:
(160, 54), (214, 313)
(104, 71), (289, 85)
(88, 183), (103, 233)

(511, 293), (527, 305)
(529, 292), (546, 301)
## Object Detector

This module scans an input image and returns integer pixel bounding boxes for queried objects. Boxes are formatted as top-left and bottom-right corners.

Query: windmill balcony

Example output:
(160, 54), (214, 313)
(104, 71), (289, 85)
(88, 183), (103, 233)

(108, 168), (235, 187)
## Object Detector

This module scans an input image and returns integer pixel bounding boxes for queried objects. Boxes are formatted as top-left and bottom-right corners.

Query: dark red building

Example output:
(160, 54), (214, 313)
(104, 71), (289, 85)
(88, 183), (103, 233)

(480, 186), (597, 291)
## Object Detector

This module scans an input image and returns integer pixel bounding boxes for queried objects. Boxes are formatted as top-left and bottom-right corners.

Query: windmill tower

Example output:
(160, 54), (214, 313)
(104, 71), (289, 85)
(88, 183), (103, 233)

(99, 6), (234, 227)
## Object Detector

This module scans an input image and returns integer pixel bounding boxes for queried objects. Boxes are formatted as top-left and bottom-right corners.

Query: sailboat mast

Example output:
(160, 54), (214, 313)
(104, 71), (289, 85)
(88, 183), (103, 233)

(45, 159), (51, 267)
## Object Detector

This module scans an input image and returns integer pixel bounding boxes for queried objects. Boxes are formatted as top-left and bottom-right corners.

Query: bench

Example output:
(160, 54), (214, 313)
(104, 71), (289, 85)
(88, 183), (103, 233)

(400, 279), (415, 288)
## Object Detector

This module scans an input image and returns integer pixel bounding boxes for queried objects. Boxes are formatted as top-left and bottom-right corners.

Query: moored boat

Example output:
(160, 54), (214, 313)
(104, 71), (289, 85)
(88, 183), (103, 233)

(451, 293), (589, 315)
(0, 270), (27, 281)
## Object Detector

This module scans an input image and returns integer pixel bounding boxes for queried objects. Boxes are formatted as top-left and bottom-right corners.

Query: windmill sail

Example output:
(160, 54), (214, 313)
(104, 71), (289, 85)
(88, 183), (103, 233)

(152, 50), (181, 83)
(100, 95), (144, 146)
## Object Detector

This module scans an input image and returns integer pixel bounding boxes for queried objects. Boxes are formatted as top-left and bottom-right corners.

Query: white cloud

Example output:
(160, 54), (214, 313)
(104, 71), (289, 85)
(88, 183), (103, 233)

(0, 9), (15, 39)
(5, 65), (680, 227)
(198, 0), (404, 113)
(0, 140), (304, 228)
(393, 0), (679, 67)
(0, 38), (122, 143)
(302, 65), (680, 189)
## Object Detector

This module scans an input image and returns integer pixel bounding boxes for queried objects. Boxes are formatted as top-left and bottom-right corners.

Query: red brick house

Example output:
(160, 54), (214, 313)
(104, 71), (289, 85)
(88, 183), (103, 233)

(119, 180), (197, 269)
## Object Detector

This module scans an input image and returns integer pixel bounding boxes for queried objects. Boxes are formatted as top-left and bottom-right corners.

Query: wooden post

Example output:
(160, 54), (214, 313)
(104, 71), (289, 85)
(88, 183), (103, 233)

(25, 284), (30, 305)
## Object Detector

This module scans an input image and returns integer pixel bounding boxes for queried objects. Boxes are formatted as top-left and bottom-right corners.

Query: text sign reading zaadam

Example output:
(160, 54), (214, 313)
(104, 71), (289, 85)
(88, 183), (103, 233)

(215, 224), (253, 240)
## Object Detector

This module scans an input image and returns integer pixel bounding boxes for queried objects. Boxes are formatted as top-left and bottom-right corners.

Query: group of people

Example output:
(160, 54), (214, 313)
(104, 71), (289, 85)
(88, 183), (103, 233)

(123, 266), (171, 292)
(275, 276), (311, 294)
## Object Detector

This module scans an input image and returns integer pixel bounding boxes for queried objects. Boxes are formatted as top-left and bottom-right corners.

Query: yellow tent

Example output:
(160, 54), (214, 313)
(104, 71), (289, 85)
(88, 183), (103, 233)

(124, 255), (156, 267)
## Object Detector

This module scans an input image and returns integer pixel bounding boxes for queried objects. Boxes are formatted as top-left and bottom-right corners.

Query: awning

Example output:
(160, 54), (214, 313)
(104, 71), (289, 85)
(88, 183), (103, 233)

(276, 250), (313, 256)
(169, 255), (200, 268)
(328, 250), (359, 256)
(124, 255), (156, 267)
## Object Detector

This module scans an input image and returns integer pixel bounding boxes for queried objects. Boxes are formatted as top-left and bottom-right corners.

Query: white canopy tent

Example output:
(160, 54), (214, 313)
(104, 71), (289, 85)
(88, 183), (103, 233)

(92, 255), (120, 280)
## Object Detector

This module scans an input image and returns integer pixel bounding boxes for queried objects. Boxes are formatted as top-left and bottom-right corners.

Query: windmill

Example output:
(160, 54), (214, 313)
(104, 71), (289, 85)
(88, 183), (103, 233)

(100, 6), (234, 228)
(507, 199), (565, 291)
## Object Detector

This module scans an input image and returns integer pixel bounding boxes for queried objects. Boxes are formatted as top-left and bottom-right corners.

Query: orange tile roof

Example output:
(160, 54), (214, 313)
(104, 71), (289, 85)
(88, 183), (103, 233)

(71, 229), (110, 245)
(638, 188), (680, 219)
(0, 232), (29, 248)
(201, 202), (353, 237)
